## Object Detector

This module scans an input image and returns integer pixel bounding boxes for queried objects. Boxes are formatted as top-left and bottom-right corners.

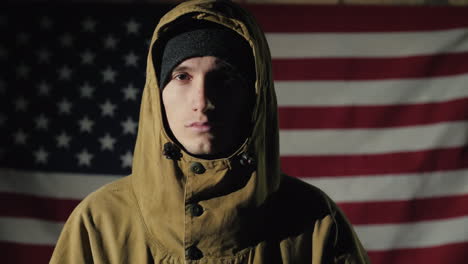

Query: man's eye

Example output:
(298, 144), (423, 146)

(173, 73), (190, 81)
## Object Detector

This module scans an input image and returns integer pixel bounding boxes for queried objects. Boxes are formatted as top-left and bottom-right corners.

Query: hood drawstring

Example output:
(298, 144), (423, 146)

(240, 152), (256, 167)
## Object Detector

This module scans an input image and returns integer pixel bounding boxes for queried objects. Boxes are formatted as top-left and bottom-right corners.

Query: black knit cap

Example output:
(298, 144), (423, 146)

(156, 19), (255, 89)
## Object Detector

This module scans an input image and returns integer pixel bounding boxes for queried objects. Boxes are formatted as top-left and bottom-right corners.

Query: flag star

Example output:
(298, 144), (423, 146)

(100, 100), (117, 117)
(58, 65), (72, 80)
(82, 17), (96, 32)
(59, 33), (74, 47)
(37, 48), (51, 63)
(126, 19), (140, 34)
(102, 66), (117, 83)
(79, 82), (95, 98)
(16, 63), (30, 79)
(81, 50), (95, 65)
(35, 114), (49, 130)
(121, 117), (138, 135)
(79, 116), (94, 133)
(34, 147), (49, 164)
(15, 97), (28, 112)
(57, 98), (72, 114)
(56, 131), (71, 148)
(104, 35), (118, 49)
(120, 151), (133, 168)
(122, 83), (139, 100)
(77, 149), (93, 167)
(17, 32), (30, 45)
(99, 133), (116, 151)
(124, 51), (139, 67)
(38, 81), (51, 96)
(14, 130), (28, 145)
(40, 16), (53, 30)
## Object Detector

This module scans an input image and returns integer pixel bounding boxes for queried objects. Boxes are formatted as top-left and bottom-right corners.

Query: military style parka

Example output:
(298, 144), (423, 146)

(50, 0), (370, 263)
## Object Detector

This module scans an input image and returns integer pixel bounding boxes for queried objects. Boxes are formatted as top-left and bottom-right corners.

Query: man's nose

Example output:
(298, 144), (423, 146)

(192, 77), (214, 112)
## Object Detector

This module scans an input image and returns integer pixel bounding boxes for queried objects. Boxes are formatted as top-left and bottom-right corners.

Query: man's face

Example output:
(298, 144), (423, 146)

(161, 56), (253, 156)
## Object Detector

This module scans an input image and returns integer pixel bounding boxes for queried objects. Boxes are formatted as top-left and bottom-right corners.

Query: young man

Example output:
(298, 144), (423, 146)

(50, 0), (370, 263)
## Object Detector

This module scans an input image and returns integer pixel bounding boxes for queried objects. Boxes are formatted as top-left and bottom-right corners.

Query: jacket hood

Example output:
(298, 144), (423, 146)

(131, 0), (281, 259)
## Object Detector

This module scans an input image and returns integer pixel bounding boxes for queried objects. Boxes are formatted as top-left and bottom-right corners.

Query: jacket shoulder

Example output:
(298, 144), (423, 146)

(50, 176), (149, 263)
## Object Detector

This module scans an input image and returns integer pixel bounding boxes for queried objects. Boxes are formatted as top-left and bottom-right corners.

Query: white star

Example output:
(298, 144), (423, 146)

(122, 83), (139, 101)
(34, 147), (49, 164)
(100, 100), (116, 117)
(79, 116), (94, 133)
(82, 17), (96, 32)
(99, 133), (116, 151)
(17, 32), (30, 45)
(35, 114), (49, 130)
(121, 117), (138, 135)
(79, 82), (95, 98)
(124, 51), (139, 67)
(37, 48), (51, 63)
(120, 151), (133, 168)
(15, 97), (28, 112)
(14, 130), (28, 145)
(102, 66), (116, 83)
(59, 33), (74, 47)
(126, 19), (140, 34)
(58, 65), (72, 80)
(57, 98), (72, 114)
(81, 50), (95, 65)
(17, 63), (30, 79)
(40, 16), (53, 30)
(56, 131), (71, 148)
(77, 149), (93, 167)
(38, 81), (51, 96)
(104, 35), (118, 49)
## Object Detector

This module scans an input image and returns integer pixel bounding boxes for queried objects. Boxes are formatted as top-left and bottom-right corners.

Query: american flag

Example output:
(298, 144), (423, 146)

(1, 3), (468, 264)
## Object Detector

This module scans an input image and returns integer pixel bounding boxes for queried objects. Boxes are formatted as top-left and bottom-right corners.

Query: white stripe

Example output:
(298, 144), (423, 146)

(275, 74), (468, 106)
(355, 215), (468, 250)
(302, 169), (468, 202)
(267, 28), (468, 58)
(0, 217), (63, 245)
(0, 168), (121, 199)
(280, 121), (468, 155)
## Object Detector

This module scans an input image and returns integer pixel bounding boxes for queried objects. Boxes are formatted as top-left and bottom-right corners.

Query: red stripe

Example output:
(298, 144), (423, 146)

(368, 242), (468, 264)
(339, 194), (468, 225)
(0, 242), (53, 264)
(0, 192), (79, 222)
(245, 4), (468, 33)
(279, 97), (468, 129)
(281, 147), (468, 177)
(272, 53), (468, 80)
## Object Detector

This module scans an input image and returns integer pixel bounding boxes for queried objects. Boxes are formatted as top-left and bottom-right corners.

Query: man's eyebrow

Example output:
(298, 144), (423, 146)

(172, 65), (193, 73)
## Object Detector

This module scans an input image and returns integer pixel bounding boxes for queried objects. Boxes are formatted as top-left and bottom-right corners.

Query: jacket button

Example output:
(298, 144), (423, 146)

(187, 203), (204, 217)
(186, 245), (203, 260)
(190, 162), (206, 174)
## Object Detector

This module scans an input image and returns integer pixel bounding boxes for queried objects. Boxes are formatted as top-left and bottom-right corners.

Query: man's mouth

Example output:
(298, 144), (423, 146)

(186, 122), (212, 132)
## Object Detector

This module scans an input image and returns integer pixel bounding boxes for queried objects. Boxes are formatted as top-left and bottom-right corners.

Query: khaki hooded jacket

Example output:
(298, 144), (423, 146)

(50, 0), (370, 263)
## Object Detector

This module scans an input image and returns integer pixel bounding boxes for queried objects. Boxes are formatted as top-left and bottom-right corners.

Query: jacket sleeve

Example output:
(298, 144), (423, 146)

(311, 189), (371, 264)
(328, 205), (370, 264)
(49, 201), (102, 264)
